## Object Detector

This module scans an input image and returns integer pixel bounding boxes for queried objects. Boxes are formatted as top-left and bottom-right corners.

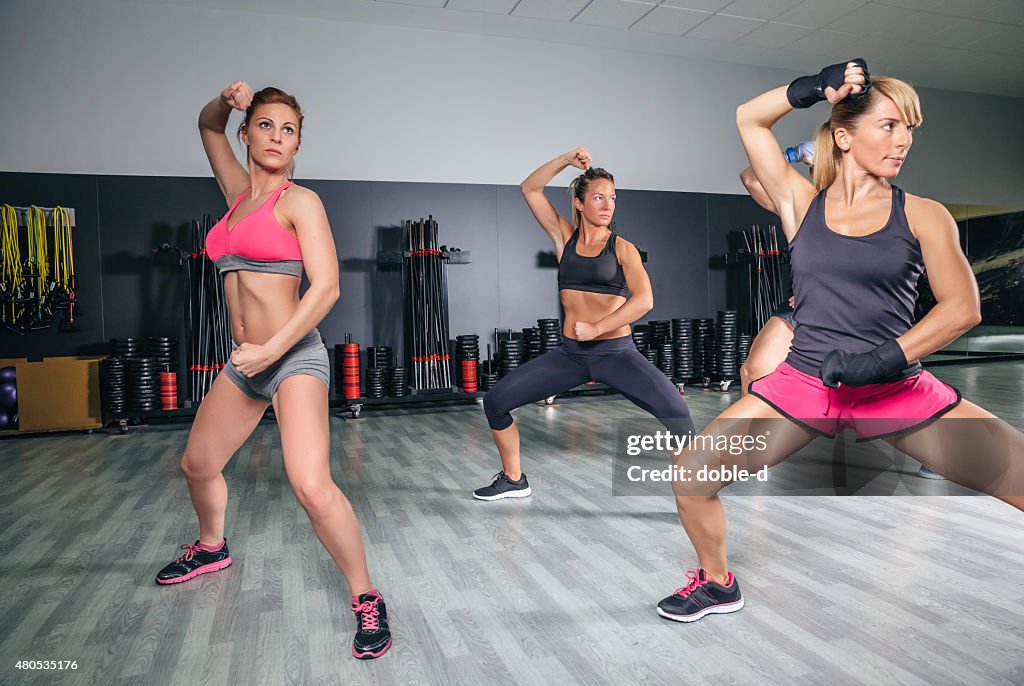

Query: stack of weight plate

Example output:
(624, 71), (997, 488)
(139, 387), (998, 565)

(365, 368), (386, 399)
(671, 318), (691, 341)
(521, 327), (541, 359)
(110, 337), (141, 359)
(101, 357), (128, 416)
(738, 333), (752, 367)
(147, 336), (177, 372)
(674, 321), (695, 380)
(631, 323), (649, 350)
(455, 335), (480, 388)
(716, 311), (739, 381)
(656, 340), (675, 378)
(366, 346), (392, 395)
(642, 345), (658, 365)
(498, 338), (525, 379)
(478, 360), (499, 391)
(693, 319), (716, 379)
(648, 320), (671, 344)
(368, 345), (392, 369)
(126, 357), (160, 415)
(336, 342), (361, 400)
(389, 367), (409, 397)
(538, 319), (562, 353)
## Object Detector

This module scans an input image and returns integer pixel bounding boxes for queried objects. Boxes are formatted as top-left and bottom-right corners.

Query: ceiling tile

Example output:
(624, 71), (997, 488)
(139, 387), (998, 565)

(966, 25), (1024, 55)
(926, 47), (993, 72)
(785, 28), (860, 55)
(736, 21), (814, 48)
(573, 0), (657, 29)
(976, 0), (1024, 24)
(659, 0), (733, 11)
(916, 17), (1007, 47)
(375, 0), (447, 7)
(631, 5), (712, 35)
(511, 0), (591, 21)
(872, 0), (1008, 20)
(825, 3), (923, 39)
(446, 0), (519, 14)
(774, 0), (865, 29)
(720, 0), (803, 21)
(684, 13), (764, 41)
(852, 35), (931, 68)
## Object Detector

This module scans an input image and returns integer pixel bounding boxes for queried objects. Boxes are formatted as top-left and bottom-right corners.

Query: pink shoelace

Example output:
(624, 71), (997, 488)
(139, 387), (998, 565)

(175, 543), (201, 563)
(674, 569), (710, 598)
(353, 597), (381, 631)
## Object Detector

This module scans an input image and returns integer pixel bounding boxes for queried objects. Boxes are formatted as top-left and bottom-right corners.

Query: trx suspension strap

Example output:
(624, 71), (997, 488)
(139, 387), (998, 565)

(0, 205), (22, 327)
(53, 206), (79, 331)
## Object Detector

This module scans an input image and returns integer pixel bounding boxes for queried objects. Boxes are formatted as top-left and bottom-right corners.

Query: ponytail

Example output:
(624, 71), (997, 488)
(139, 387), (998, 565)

(811, 120), (839, 191)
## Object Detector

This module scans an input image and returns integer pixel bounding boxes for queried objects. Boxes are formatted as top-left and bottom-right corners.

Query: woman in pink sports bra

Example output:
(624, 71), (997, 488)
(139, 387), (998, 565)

(154, 81), (392, 660)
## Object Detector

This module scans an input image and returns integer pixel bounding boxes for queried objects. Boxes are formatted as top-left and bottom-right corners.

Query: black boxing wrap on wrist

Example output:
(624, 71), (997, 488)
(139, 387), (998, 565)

(786, 58), (869, 109)
(819, 338), (908, 388)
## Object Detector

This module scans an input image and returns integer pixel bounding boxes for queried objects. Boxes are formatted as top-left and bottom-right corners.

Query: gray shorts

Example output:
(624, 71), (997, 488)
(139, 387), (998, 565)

(223, 329), (330, 403)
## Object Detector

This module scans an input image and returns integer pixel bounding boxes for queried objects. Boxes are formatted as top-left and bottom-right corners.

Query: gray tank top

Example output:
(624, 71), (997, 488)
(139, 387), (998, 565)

(786, 185), (923, 380)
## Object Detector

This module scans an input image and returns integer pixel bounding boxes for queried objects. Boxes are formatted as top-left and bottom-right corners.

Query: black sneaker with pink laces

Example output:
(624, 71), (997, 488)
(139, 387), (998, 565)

(657, 568), (744, 622)
(155, 539), (232, 585)
(351, 590), (392, 659)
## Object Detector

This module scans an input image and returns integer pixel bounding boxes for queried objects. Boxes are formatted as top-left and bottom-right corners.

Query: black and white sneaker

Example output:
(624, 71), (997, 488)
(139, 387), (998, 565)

(473, 471), (532, 500)
(657, 569), (744, 622)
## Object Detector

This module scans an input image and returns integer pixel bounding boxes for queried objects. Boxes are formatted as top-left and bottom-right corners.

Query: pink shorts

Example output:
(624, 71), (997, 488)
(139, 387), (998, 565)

(749, 362), (961, 441)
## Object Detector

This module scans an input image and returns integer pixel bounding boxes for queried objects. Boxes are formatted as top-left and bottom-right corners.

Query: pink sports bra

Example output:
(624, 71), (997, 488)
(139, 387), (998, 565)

(205, 181), (303, 277)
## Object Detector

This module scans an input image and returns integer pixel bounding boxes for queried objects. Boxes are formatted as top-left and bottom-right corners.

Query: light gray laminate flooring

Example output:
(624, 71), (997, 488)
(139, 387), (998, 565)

(1, 362), (1022, 685)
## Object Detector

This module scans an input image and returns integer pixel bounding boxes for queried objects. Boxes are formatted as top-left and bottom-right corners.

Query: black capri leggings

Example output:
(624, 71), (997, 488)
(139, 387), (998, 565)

(483, 335), (695, 437)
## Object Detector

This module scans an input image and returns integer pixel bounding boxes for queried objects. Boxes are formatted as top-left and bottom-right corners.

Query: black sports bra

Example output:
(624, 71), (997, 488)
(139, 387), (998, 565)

(557, 229), (630, 297)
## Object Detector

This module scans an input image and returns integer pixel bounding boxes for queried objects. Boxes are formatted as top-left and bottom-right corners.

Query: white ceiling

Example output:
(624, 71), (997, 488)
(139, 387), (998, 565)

(159, 0), (1024, 96)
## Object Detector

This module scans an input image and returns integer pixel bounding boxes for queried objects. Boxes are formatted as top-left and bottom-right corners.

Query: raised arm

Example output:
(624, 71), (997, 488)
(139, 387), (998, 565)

(520, 148), (589, 257)
(736, 60), (866, 239)
(740, 166), (777, 214)
(199, 81), (253, 205)
(740, 142), (815, 214)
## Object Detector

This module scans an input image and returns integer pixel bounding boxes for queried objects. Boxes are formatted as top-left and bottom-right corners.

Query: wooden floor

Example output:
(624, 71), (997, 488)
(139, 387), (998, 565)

(1, 361), (1022, 685)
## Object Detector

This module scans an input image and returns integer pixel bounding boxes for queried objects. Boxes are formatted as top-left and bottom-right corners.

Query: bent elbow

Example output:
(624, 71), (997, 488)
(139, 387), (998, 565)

(637, 293), (654, 313)
(323, 283), (340, 305)
(963, 307), (982, 331)
(736, 104), (750, 129)
(739, 169), (755, 191)
(947, 300), (981, 334)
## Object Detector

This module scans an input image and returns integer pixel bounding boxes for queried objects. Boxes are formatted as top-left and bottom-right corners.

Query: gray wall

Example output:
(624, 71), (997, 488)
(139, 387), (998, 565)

(2, 0), (1023, 204)
(0, 172), (776, 362)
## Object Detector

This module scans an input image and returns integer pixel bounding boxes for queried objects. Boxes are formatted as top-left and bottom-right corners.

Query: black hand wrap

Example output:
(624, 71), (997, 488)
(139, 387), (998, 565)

(787, 58), (869, 109)
(819, 339), (907, 388)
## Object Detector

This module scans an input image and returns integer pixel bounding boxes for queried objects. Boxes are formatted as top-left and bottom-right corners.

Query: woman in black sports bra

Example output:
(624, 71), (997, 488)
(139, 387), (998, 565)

(473, 147), (695, 500)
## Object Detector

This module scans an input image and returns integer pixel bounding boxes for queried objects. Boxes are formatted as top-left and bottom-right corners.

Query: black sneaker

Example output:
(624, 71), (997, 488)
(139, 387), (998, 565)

(351, 590), (392, 659)
(473, 471), (532, 500)
(657, 569), (744, 622)
(155, 539), (232, 585)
